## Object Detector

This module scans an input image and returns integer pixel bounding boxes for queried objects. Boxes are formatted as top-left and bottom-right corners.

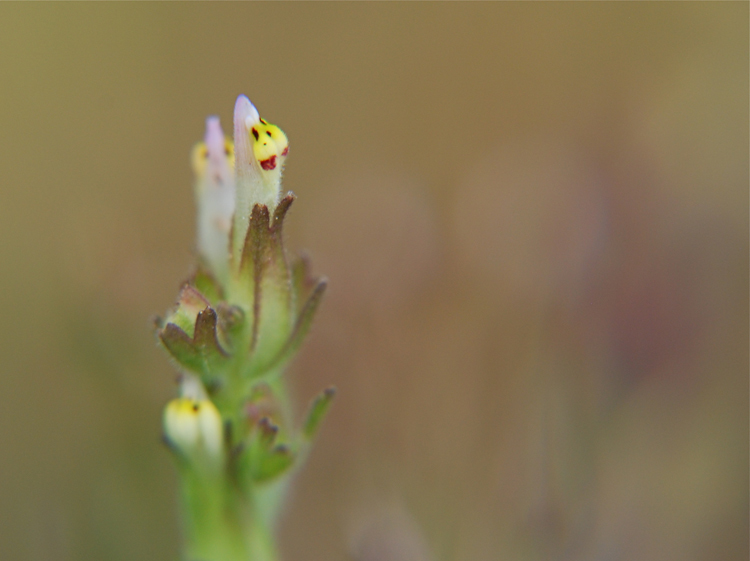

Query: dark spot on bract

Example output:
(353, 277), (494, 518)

(251, 128), (259, 141)
(266, 130), (273, 137)
(281, 147), (289, 156)
(192, 403), (200, 412)
(259, 118), (267, 125)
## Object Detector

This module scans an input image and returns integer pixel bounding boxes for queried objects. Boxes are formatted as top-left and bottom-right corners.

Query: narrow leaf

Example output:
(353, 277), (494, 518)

(303, 386), (337, 440)
(159, 323), (206, 374)
(252, 445), (295, 482)
(158, 307), (230, 385)
(267, 277), (328, 371)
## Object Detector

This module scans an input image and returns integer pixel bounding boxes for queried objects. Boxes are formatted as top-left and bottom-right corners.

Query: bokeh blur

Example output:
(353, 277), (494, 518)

(0, 4), (747, 561)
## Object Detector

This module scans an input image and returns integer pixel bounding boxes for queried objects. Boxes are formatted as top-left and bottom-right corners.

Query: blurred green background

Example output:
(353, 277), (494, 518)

(0, 4), (747, 561)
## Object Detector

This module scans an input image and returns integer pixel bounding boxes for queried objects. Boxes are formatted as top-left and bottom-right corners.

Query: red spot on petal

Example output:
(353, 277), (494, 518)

(251, 128), (259, 141)
(260, 155), (277, 170)
(281, 147), (289, 156)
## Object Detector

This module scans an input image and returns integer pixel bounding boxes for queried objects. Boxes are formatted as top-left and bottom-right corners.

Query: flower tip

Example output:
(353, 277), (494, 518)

(234, 94), (260, 130)
(204, 116), (223, 145)
(203, 116), (233, 169)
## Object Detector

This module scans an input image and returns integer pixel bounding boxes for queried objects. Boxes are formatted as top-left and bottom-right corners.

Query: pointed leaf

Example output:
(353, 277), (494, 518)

(158, 307), (230, 386)
(251, 444), (295, 482)
(193, 308), (230, 365)
(159, 323), (207, 376)
(290, 252), (317, 314)
(303, 386), (336, 440)
(239, 203), (272, 276)
(266, 277), (328, 371)
(236, 204), (271, 349)
(236, 200), (296, 375)
(271, 192), (295, 234)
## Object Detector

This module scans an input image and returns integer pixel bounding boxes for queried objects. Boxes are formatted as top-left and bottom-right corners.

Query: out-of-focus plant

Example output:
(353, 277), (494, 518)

(155, 96), (333, 561)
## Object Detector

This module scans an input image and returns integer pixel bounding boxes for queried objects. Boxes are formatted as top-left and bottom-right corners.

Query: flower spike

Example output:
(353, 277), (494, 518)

(158, 95), (330, 561)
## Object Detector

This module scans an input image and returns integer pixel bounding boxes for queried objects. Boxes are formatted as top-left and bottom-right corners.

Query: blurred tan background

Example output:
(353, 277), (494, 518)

(0, 4), (747, 561)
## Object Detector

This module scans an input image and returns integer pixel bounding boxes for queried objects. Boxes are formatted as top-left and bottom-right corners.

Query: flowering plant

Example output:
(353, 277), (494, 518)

(155, 96), (333, 561)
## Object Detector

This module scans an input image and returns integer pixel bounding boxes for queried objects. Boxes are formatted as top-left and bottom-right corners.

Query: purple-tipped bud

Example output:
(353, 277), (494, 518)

(192, 117), (235, 283)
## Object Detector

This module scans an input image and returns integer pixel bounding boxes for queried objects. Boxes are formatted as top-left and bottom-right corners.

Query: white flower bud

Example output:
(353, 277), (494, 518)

(231, 95), (289, 264)
(192, 117), (235, 282)
(163, 397), (224, 467)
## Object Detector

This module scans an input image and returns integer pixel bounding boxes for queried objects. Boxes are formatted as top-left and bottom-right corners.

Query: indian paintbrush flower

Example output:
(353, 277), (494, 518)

(156, 95), (333, 561)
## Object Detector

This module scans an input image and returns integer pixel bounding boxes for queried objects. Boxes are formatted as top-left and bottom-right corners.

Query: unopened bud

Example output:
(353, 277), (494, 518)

(192, 117), (235, 282)
(163, 397), (224, 467)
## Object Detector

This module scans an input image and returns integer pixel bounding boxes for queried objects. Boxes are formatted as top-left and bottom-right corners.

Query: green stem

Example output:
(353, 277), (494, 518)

(179, 470), (285, 561)
(180, 472), (248, 561)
